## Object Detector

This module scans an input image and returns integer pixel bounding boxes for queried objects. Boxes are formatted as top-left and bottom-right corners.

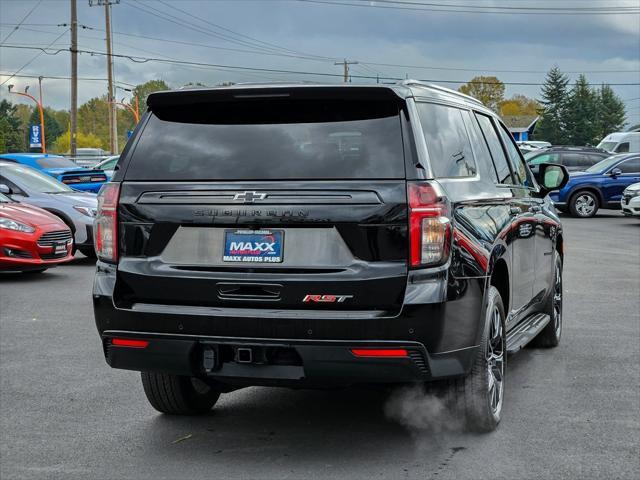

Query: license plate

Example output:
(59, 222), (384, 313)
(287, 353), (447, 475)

(223, 230), (283, 263)
(54, 243), (67, 254)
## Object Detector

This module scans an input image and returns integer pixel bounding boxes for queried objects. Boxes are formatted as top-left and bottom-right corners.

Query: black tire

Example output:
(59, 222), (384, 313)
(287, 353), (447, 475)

(569, 190), (599, 218)
(440, 286), (506, 432)
(78, 247), (97, 259)
(141, 372), (220, 415)
(532, 252), (563, 348)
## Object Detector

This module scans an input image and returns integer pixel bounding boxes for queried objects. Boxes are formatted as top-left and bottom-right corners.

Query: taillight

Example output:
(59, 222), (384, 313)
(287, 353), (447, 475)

(94, 182), (120, 262)
(62, 178), (81, 184)
(408, 182), (451, 267)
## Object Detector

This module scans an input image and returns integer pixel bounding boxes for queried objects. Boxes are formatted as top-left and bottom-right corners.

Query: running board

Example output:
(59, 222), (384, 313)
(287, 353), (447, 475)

(506, 313), (551, 354)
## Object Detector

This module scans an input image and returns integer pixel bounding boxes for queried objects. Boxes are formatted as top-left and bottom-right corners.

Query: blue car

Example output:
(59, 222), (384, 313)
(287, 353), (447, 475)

(550, 153), (640, 217)
(0, 153), (107, 193)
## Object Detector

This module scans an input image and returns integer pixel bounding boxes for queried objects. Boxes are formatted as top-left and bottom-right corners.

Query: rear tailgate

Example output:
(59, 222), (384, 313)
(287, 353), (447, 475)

(113, 86), (409, 315)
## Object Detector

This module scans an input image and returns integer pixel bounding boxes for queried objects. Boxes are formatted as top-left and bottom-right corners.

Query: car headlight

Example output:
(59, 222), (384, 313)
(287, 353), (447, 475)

(73, 206), (97, 217)
(624, 188), (640, 198)
(0, 217), (36, 233)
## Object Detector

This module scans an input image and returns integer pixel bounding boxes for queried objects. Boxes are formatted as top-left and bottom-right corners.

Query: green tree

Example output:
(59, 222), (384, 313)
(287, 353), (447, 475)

(0, 100), (25, 152)
(565, 75), (599, 145)
(458, 76), (505, 112)
(499, 94), (540, 117)
(132, 79), (169, 110)
(26, 107), (63, 152)
(53, 130), (103, 153)
(536, 67), (570, 144)
(595, 84), (626, 141)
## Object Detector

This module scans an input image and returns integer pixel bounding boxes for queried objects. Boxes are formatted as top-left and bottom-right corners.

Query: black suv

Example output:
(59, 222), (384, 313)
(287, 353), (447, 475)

(524, 146), (610, 179)
(93, 81), (568, 431)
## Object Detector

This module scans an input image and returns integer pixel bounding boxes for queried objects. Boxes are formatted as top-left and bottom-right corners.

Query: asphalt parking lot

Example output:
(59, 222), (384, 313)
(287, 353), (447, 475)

(1, 212), (638, 480)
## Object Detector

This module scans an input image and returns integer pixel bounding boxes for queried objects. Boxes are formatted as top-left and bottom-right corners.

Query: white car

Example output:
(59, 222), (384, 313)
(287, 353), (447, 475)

(621, 182), (640, 217)
(94, 155), (119, 180)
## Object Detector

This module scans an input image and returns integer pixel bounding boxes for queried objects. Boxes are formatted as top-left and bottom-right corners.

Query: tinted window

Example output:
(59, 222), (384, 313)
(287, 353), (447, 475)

(126, 99), (405, 180)
(528, 152), (559, 165)
(561, 153), (589, 168)
(587, 154), (606, 166)
(497, 124), (532, 187)
(475, 113), (513, 184)
(36, 157), (79, 169)
(618, 158), (640, 173)
(461, 110), (497, 182)
(615, 142), (630, 153)
(416, 103), (476, 178)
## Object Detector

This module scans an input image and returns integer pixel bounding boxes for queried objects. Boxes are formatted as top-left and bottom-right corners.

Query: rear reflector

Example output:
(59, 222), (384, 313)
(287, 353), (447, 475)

(350, 348), (408, 358)
(111, 338), (149, 348)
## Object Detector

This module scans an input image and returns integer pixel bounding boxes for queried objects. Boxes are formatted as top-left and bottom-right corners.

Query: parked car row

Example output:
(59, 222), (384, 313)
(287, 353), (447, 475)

(0, 158), (99, 272)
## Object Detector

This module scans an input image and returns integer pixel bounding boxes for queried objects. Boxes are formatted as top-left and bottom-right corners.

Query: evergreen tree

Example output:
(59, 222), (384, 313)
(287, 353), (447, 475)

(565, 75), (599, 146)
(536, 66), (570, 144)
(0, 100), (25, 152)
(595, 84), (626, 141)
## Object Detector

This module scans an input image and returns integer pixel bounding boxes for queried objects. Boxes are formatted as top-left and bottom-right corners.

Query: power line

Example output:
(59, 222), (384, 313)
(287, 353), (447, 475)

(0, 29), (69, 87)
(3, 44), (640, 86)
(0, 72), (135, 86)
(0, 0), (42, 45)
(294, 0), (640, 15)
(343, 0), (640, 12)
(4, 22), (636, 77)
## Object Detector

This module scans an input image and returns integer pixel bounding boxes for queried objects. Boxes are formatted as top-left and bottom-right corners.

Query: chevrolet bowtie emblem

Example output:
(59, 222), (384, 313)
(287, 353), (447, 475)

(233, 191), (267, 203)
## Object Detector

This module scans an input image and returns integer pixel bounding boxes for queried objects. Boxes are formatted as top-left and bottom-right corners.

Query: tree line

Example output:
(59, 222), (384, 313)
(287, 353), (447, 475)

(0, 79), (169, 154)
(458, 67), (627, 145)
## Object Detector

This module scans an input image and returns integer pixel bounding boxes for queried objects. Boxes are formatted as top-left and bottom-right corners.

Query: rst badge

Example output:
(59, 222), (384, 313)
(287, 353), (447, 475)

(302, 294), (354, 303)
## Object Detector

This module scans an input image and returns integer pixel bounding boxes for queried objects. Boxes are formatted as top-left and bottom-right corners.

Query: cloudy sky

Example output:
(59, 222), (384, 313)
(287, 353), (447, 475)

(1, 0), (639, 125)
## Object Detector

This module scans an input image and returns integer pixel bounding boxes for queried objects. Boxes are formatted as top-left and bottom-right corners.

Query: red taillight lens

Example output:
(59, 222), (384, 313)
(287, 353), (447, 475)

(111, 338), (148, 348)
(408, 182), (451, 267)
(350, 348), (409, 358)
(94, 182), (120, 262)
(62, 178), (81, 184)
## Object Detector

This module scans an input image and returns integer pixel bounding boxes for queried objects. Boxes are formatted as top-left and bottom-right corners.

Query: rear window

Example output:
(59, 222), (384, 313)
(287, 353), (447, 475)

(125, 99), (405, 180)
(36, 157), (78, 169)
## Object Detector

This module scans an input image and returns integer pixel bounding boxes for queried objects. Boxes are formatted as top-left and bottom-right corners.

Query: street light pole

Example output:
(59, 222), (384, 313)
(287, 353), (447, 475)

(8, 84), (46, 153)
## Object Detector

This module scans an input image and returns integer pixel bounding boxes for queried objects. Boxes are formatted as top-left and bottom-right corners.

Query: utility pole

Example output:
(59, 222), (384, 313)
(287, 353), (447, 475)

(89, 0), (119, 154)
(70, 0), (78, 156)
(334, 59), (358, 83)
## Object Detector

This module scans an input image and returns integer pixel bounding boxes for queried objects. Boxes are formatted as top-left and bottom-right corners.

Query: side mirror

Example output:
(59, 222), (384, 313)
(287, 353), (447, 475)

(609, 168), (622, 178)
(0, 184), (11, 195)
(537, 163), (569, 196)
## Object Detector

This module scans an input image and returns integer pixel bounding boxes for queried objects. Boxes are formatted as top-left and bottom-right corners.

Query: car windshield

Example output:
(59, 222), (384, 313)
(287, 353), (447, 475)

(597, 141), (618, 152)
(2, 163), (73, 193)
(36, 156), (79, 169)
(0, 192), (11, 202)
(523, 151), (542, 161)
(585, 155), (625, 173)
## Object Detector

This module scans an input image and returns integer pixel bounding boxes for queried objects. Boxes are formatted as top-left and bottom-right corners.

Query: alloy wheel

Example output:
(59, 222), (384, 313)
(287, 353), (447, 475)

(575, 194), (596, 217)
(553, 261), (563, 338)
(487, 305), (505, 416)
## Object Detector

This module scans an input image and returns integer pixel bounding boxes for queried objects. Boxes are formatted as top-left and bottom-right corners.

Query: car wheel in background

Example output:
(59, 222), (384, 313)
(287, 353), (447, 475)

(569, 190), (599, 217)
(532, 252), (563, 348)
(141, 372), (221, 415)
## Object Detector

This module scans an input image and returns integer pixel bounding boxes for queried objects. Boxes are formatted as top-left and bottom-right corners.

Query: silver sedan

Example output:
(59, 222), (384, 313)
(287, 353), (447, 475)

(0, 161), (98, 258)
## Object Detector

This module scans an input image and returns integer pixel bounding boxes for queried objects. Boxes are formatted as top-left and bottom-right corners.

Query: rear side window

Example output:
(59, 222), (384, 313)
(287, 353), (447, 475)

(36, 157), (78, 169)
(125, 99), (405, 180)
(416, 103), (476, 178)
(618, 158), (640, 173)
(474, 113), (513, 185)
(562, 152), (597, 168)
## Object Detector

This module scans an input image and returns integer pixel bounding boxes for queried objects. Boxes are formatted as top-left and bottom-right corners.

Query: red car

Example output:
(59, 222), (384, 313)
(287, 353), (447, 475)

(0, 192), (74, 272)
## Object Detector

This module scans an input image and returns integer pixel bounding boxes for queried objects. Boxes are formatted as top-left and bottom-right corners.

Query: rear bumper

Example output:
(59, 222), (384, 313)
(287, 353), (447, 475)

(101, 331), (477, 386)
(93, 262), (485, 386)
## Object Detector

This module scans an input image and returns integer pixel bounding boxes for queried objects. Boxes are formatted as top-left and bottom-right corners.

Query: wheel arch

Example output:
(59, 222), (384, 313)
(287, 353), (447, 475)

(43, 208), (76, 234)
(568, 185), (604, 206)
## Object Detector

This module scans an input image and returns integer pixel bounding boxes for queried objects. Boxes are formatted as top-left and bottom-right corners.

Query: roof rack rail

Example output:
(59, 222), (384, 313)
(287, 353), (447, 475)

(400, 79), (484, 106)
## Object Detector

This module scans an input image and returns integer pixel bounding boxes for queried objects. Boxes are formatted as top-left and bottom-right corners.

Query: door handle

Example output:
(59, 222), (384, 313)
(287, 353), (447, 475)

(510, 206), (520, 215)
(529, 205), (542, 213)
